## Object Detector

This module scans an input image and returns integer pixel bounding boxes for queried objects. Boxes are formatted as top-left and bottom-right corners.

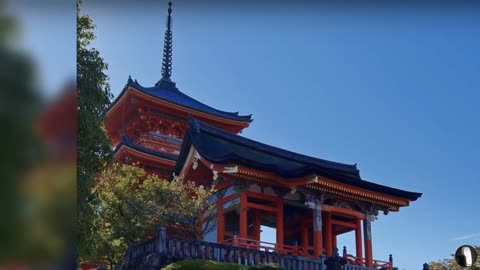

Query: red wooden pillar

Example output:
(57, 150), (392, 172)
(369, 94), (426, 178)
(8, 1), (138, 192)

(332, 234), (337, 250)
(313, 204), (323, 257)
(363, 217), (373, 267)
(301, 222), (309, 253)
(217, 201), (224, 242)
(276, 198), (284, 247)
(197, 220), (203, 240)
(325, 211), (333, 257)
(239, 193), (248, 239)
(355, 218), (363, 260)
(253, 211), (261, 240)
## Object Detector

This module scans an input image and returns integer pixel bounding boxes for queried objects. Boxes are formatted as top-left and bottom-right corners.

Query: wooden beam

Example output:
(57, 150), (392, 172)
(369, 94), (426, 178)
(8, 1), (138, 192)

(216, 193), (239, 206)
(246, 202), (278, 213)
(246, 191), (279, 202)
(321, 204), (365, 219)
(331, 219), (357, 229)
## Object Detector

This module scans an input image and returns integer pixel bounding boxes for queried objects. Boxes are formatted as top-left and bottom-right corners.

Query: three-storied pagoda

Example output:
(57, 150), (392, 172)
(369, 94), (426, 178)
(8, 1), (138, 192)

(104, 1), (421, 268)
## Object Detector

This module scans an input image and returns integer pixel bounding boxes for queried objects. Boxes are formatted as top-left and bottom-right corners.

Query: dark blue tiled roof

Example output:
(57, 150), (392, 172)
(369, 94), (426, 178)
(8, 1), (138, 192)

(174, 118), (422, 201)
(114, 136), (178, 161)
(110, 77), (252, 122)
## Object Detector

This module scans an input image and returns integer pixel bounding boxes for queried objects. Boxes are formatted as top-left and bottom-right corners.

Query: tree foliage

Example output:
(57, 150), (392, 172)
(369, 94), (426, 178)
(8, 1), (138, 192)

(429, 246), (480, 270)
(91, 163), (217, 267)
(0, 0), (43, 262)
(76, 0), (113, 262)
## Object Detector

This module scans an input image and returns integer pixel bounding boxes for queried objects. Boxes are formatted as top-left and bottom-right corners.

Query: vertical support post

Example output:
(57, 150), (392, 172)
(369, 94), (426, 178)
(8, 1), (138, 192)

(389, 254), (393, 269)
(332, 234), (337, 250)
(233, 231), (238, 246)
(325, 211), (333, 257)
(363, 217), (373, 267)
(355, 218), (363, 261)
(197, 218), (203, 241)
(217, 201), (225, 243)
(301, 222), (309, 254)
(239, 193), (248, 239)
(313, 203), (323, 257)
(157, 226), (167, 254)
(253, 211), (261, 241)
(276, 198), (284, 248)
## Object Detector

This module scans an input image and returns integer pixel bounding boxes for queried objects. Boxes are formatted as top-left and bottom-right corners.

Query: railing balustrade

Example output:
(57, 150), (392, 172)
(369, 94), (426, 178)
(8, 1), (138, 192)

(124, 227), (396, 270)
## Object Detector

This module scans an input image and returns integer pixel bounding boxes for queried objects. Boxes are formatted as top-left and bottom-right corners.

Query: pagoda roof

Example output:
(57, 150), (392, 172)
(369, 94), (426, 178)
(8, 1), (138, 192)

(174, 118), (422, 202)
(109, 77), (253, 123)
(114, 136), (178, 162)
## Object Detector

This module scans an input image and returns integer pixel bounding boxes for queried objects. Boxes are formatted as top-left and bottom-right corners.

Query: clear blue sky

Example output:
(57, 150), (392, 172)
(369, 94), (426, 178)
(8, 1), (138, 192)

(10, 1), (480, 269)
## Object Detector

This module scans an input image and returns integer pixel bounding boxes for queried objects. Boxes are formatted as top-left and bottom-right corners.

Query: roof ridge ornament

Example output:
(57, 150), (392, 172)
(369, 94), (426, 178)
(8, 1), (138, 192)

(156, 0), (177, 89)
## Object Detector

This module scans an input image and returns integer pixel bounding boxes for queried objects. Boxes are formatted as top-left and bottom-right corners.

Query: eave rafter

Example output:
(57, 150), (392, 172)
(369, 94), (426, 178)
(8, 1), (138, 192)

(178, 146), (240, 180)
(178, 149), (409, 212)
(114, 145), (176, 168)
(235, 166), (408, 210)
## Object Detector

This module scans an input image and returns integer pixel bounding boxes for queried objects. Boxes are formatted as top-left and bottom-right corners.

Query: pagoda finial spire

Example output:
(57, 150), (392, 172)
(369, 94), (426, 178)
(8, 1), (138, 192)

(158, 0), (174, 86)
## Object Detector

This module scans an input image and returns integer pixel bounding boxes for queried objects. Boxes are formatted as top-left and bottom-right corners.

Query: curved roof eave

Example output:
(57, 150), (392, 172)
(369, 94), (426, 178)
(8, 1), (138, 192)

(107, 77), (253, 123)
(114, 136), (178, 162)
(188, 117), (360, 176)
(174, 117), (422, 202)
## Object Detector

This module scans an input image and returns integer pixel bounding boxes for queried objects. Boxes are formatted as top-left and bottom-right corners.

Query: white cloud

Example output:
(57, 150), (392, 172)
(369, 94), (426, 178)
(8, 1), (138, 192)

(452, 232), (480, 241)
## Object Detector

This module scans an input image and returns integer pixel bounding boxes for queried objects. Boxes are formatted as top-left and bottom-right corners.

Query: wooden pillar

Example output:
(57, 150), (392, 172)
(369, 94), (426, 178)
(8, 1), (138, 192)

(301, 222), (309, 253)
(217, 201), (225, 242)
(313, 203), (323, 257)
(253, 211), (261, 240)
(355, 218), (363, 261)
(276, 198), (284, 247)
(239, 193), (248, 239)
(332, 234), (337, 250)
(325, 211), (333, 257)
(197, 221), (203, 241)
(363, 217), (373, 267)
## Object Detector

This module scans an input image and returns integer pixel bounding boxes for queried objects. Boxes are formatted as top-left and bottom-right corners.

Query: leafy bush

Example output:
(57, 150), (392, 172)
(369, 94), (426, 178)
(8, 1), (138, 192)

(161, 259), (286, 270)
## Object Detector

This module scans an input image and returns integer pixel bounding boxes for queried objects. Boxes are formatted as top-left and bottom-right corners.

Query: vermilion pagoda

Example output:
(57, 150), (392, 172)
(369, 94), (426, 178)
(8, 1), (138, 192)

(104, 1), (421, 269)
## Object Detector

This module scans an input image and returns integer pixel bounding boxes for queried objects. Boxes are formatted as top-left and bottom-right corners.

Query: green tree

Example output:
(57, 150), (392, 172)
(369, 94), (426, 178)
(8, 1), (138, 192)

(76, 0), (113, 263)
(429, 246), (480, 270)
(91, 163), (216, 267)
(0, 0), (42, 262)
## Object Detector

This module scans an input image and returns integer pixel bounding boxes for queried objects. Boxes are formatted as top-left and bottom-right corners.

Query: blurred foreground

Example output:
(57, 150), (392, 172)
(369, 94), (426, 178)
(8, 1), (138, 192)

(0, 0), (76, 268)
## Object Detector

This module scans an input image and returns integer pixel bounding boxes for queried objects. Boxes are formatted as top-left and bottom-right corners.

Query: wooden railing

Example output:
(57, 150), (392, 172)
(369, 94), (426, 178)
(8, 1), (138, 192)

(123, 227), (393, 270)
(220, 237), (307, 257)
(342, 246), (393, 270)
(373, 259), (392, 270)
(220, 236), (319, 259)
